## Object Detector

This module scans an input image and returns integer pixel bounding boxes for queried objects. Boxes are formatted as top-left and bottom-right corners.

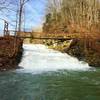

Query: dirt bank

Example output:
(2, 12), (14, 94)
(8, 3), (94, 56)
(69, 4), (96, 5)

(65, 38), (100, 67)
(0, 36), (23, 71)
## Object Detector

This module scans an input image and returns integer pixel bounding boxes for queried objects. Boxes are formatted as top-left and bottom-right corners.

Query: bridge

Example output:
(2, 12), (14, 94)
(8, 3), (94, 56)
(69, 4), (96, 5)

(15, 32), (80, 40)
(0, 18), (77, 41)
(16, 36), (75, 40)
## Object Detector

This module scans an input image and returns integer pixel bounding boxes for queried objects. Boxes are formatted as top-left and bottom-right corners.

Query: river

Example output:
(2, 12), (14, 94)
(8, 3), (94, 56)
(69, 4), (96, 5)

(0, 44), (100, 100)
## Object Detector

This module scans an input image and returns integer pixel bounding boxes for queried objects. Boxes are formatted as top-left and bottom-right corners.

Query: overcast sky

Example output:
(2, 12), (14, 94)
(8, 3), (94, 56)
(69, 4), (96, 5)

(0, 0), (47, 33)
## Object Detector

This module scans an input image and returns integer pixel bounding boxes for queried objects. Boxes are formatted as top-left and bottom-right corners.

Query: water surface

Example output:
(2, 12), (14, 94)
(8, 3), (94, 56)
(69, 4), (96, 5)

(0, 44), (100, 100)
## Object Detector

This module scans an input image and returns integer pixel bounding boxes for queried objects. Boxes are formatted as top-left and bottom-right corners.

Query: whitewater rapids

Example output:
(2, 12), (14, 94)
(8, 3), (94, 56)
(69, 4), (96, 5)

(18, 44), (91, 73)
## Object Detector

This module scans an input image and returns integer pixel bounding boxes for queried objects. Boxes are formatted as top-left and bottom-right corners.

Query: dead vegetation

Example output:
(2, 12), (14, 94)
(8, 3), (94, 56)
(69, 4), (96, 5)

(0, 36), (23, 71)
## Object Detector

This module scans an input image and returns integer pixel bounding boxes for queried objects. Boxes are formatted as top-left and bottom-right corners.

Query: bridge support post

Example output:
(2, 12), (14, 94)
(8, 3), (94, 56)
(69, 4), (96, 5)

(4, 21), (9, 36)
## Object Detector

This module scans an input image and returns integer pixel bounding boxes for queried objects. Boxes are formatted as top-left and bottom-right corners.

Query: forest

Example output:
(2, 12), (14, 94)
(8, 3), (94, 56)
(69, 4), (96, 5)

(43, 0), (100, 34)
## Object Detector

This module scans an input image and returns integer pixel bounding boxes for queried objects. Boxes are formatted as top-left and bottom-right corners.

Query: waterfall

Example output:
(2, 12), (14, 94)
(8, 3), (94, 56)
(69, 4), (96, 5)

(18, 44), (91, 73)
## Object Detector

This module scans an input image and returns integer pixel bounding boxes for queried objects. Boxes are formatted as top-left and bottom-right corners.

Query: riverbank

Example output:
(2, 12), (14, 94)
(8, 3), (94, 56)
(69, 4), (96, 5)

(0, 36), (23, 71)
(65, 38), (100, 67)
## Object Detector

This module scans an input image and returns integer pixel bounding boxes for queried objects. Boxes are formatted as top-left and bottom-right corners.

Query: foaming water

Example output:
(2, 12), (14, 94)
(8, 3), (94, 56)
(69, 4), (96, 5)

(18, 44), (91, 73)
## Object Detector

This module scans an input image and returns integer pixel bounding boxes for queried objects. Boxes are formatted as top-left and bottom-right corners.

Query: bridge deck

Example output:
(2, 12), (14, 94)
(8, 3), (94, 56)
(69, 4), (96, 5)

(17, 36), (74, 40)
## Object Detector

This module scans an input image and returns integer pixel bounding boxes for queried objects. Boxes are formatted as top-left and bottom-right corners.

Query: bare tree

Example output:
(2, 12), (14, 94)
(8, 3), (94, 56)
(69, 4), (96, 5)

(44, 0), (100, 33)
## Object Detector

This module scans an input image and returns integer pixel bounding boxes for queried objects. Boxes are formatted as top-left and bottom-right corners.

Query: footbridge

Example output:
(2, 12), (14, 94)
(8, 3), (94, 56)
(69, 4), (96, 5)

(15, 32), (79, 41)
(16, 36), (75, 40)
